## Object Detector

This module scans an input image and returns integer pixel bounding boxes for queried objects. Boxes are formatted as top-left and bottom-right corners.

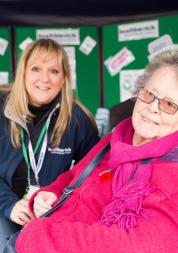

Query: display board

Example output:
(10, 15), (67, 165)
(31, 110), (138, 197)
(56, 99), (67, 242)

(14, 26), (100, 114)
(0, 27), (12, 85)
(102, 14), (178, 109)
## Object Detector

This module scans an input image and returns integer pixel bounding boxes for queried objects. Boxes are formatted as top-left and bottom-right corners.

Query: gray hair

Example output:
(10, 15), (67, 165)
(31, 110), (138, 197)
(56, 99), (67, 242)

(134, 49), (178, 94)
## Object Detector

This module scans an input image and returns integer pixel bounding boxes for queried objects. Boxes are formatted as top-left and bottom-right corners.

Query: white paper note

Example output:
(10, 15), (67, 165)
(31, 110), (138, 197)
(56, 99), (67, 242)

(0, 38), (8, 56)
(79, 36), (97, 55)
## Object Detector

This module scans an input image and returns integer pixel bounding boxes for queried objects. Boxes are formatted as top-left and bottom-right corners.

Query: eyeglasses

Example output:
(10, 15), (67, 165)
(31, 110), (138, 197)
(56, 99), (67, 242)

(137, 88), (178, 115)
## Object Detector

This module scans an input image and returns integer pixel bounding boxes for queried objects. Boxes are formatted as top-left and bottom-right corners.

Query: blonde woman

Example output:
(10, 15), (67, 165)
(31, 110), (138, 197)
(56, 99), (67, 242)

(0, 39), (99, 249)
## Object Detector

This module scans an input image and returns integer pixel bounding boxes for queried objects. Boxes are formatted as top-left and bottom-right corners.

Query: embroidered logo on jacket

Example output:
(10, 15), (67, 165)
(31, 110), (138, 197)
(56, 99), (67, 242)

(48, 147), (72, 155)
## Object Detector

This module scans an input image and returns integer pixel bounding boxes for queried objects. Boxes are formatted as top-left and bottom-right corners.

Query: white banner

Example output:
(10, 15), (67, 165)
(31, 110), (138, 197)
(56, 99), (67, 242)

(36, 29), (80, 45)
(118, 20), (159, 41)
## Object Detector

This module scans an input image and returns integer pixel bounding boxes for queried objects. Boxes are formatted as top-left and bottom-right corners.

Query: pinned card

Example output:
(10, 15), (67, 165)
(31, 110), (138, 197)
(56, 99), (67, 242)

(107, 47), (135, 76)
(120, 69), (144, 101)
(0, 72), (9, 84)
(148, 34), (173, 56)
(64, 47), (77, 89)
(0, 38), (8, 56)
(79, 36), (97, 55)
(19, 37), (33, 51)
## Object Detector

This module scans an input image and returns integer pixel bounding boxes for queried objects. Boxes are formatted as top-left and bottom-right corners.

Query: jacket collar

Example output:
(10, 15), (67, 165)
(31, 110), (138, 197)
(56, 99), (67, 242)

(4, 100), (28, 131)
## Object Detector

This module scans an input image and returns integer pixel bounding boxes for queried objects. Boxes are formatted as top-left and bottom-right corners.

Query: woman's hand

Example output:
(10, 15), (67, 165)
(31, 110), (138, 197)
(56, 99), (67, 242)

(10, 199), (35, 226)
(33, 191), (57, 217)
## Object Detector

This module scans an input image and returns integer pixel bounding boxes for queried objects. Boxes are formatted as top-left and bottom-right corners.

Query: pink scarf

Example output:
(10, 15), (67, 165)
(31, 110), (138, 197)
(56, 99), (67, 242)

(102, 117), (178, 230)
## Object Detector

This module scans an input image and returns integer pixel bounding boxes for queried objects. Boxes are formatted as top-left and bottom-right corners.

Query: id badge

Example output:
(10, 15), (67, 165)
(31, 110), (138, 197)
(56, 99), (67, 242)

(27, 185), (40, 199)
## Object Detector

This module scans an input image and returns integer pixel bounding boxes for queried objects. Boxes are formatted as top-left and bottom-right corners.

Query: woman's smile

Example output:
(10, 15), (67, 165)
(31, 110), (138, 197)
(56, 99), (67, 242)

(142, 115), (159, 125)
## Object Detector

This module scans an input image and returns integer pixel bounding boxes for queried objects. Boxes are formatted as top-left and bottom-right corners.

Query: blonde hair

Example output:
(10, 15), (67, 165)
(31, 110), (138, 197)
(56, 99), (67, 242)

(135, 49), (178, 93)
(7, 39), (97, 147)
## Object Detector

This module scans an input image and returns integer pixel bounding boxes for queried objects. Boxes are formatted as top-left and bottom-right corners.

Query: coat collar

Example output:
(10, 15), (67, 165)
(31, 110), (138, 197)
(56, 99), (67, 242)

(4, 100), (28, 131)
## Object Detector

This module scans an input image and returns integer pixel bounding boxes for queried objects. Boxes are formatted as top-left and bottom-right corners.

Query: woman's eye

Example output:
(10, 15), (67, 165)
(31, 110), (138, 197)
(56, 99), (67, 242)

(51, 69), (59, 74)
(166, 101), (176, 109)
(148, 91), (153, 97)
(31, 67), (39, 72)
(166, 101), (172, 106)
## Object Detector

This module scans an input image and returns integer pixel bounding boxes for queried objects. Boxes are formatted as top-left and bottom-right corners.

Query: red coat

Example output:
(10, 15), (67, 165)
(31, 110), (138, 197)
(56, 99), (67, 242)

(16, 134), (178, 253)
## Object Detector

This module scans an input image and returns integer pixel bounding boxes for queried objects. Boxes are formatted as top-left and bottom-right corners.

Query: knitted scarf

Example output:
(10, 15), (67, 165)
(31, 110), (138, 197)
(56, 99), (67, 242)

(102, 117), (178, 230)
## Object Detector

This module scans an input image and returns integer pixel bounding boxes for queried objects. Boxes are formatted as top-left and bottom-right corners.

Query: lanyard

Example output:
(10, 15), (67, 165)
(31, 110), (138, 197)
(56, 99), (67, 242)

(20, 103), (60, 188)
(20, 123), (47, 185)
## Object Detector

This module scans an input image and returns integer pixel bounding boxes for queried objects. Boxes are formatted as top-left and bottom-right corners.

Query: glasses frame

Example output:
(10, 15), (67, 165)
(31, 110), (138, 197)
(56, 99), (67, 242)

(137, 88), (178, 115)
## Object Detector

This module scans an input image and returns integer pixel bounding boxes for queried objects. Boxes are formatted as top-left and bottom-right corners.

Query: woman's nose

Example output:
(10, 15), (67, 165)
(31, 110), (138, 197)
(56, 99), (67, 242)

(40, 71), (50, 82)
(148, 98), (160, 113)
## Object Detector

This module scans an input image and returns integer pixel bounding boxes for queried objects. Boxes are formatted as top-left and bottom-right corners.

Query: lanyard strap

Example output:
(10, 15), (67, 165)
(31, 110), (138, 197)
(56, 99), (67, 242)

(20, 103), (60, 186)
(20, 123), (47, 169)
(20, 122), (47, 186)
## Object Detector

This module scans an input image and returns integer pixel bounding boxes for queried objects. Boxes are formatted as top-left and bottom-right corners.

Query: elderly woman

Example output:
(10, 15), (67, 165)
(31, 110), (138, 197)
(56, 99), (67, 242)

(0, 39), (99, 249)
(16, 50), (178, 253)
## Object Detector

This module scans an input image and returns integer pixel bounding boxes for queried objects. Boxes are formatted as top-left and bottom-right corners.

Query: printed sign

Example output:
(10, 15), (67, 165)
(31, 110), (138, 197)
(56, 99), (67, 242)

(0, 38), (8, 56)
(106, 47), (135, 76)
(120, 69), (144, 101)
(118, 20), (159, 41)
(19, 37), (33, 51)
(79, 36), (97, 55)
(36, 29), (80, 45)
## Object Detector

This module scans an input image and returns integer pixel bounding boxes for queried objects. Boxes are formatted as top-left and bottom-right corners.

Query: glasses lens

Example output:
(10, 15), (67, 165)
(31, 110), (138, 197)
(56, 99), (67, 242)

(138, 89), (154, 104)
(159, 99), (178, 114)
